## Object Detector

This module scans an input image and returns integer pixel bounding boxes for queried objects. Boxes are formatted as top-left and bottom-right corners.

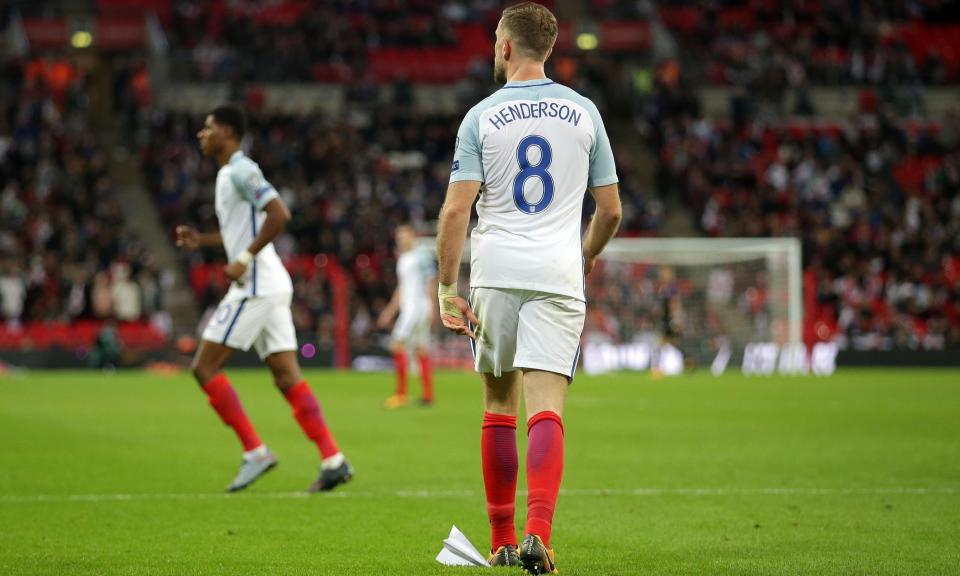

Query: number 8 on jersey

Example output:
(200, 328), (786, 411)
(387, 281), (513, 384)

(513, 135), (554, 214)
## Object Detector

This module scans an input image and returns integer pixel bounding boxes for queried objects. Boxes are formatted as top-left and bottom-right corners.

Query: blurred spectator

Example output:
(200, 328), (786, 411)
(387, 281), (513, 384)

(0, 58), (165, 331)
(91, 272), (114, 319)
(88, 321), (120, 369)
(111, 263), (142, 321)
(0, 261), (26, 326)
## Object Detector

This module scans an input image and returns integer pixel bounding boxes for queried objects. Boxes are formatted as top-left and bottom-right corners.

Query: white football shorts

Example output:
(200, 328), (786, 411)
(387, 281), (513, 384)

(468, 287), (585, 379)
(392, 307), (431, 348)
(202, 292), (298, 360)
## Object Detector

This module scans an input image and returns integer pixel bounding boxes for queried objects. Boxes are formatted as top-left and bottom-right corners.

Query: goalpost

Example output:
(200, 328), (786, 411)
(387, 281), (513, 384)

(585, 238), (804, 374)
(599, 237), (802, 344)
(422, 236), (817, 375)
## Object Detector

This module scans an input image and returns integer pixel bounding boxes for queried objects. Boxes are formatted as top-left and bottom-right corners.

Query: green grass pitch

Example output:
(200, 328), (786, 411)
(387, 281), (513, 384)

(1, 368), (958, 575)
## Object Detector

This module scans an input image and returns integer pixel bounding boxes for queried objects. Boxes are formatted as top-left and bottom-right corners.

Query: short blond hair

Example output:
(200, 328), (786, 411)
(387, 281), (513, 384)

(501, 2), (558, 61)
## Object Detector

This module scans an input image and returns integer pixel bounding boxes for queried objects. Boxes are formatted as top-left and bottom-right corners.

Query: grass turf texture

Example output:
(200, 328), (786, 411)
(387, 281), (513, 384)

(0, 368), (958, 575)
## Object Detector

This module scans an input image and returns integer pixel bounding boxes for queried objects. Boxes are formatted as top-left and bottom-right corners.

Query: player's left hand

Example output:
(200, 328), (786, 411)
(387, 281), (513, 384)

(440, 296), (479, 339)
(224, 261), (248, 284)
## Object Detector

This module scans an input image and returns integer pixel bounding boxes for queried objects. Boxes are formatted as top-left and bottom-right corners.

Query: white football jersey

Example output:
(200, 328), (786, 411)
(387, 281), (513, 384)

(450, 78), (618, 301)
(397, 247), (436, 315)
(215, 150), (293, 298)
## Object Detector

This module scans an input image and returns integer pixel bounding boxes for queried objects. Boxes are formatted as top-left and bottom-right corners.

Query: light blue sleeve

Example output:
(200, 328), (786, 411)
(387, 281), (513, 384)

(230, 159), (280, 210)
(587, 104), (618, 188)
(449, 105), (484, 183)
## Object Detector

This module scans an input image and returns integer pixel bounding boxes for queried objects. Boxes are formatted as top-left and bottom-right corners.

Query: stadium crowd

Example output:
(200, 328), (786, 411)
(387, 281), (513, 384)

(7, 1), (957, 357)
(144, 3), (958, 353)
(169, 0), (532, 82)
(665, 0), (960, 88)
(0, 58), (170, 334)
(644, 76), (960, 350)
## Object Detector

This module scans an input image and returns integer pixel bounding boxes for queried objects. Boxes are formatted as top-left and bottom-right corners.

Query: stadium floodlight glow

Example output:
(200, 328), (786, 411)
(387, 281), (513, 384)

(576, 33), (598, 51)
(71, 30), (93, 49)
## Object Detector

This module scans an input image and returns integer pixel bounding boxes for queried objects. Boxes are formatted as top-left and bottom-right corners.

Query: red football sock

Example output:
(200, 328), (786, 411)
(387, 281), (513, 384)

(393, 350), (408, 397)
(417, 352), (433, 402)
(203, 374), (262, 451)
(284, 381), (340, 459)
(482, 412), (518, 551)
(524, 411), (564, 547)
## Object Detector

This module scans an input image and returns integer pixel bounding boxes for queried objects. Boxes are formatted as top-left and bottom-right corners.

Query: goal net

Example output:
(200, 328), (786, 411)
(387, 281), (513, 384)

(580, 238), (803, 375)
(422, 236), (809, 376)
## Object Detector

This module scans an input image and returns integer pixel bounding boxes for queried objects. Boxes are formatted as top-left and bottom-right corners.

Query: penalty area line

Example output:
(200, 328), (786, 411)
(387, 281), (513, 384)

(0, 486), (956, 504)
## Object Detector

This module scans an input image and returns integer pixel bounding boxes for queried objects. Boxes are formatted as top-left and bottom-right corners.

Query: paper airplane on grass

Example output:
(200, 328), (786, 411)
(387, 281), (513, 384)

(435, 525), (491, 567)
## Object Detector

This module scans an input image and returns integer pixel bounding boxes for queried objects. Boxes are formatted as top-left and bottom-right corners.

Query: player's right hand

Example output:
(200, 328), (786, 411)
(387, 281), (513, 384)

(440, 296), (479, 339)
(175, 225), (199, 250)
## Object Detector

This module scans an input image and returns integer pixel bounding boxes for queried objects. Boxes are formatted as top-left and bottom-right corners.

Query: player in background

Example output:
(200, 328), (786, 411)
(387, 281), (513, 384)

(435, 3), (621, 573)
(176, 105), (353, 493)
(377, 224), (437, 408)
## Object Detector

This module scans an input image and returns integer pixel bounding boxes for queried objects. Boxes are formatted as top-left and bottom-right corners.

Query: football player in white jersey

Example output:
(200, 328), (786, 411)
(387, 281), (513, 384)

(377, 224), (437, 408)
(176, 105), (352, 493)
(435, 3), (622, 572)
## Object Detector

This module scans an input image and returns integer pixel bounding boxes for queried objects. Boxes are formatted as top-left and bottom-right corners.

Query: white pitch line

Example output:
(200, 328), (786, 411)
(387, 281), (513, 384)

(0, 487), (955, 504)
(564, 487), (959, 496)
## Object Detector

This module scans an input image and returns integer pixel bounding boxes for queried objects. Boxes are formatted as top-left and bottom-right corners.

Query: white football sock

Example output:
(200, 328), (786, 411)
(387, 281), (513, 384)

(321, 452), (344, 470)
(244, 444), (268, 460)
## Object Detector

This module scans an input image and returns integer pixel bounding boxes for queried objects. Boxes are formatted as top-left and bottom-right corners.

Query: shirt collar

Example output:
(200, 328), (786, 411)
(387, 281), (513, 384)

(229, 150), (244, 163)
(503, 78), (554, 88)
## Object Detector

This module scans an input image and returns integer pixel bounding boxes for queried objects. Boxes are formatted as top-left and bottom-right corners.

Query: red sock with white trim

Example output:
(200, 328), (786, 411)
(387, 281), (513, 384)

(203, 374), (262, 451)
(524, 411), (564, 547)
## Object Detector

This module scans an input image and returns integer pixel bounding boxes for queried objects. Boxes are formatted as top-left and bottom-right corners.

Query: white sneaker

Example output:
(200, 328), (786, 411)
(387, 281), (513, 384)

(226, 447), (278, 492)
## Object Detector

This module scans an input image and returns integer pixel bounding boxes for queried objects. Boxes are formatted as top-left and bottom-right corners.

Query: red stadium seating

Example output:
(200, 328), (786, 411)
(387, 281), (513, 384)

(0, 322), (168, 351)
(899, 23), (960, 79)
